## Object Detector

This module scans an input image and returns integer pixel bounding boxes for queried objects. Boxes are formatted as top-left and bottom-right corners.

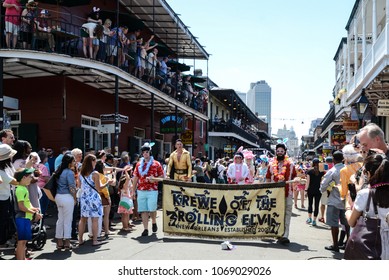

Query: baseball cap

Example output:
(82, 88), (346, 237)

(14, 168), (35, 182)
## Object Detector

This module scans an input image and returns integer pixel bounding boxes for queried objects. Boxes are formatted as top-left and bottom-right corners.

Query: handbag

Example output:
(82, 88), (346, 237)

(100, 192), (110, 206)
(42, 173), (57, 202)
(344, 189), (382, 260)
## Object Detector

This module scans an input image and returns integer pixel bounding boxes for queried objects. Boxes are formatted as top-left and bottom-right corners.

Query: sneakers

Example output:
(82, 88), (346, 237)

(152, 223), (158, 233)
(141, 229), (149, 237)
(306, 218), (312, 224)
(312, 220), (317, 226)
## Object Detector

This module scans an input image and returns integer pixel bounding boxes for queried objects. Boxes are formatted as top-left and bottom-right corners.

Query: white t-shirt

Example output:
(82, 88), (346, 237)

(0, 168), (14, 201)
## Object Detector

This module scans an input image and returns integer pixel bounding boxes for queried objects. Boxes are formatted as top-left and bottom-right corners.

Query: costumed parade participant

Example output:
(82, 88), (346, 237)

(255, 154), (269, 183)
(242, 149), (255, 184)
(266, 141), (297, 244)
(226, 147), (249, 184)
(166, 139), (192, 181)
(132, 142), (165, 237)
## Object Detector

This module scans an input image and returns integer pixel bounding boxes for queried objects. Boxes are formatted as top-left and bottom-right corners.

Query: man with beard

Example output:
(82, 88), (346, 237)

(266, 143), (296, 245)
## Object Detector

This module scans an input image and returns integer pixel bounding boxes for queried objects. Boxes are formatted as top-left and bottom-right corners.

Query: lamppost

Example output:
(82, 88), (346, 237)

(355, 89), (369, 128)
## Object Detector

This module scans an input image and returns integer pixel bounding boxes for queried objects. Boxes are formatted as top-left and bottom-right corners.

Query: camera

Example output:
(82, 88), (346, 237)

(348, 183), (357, 201)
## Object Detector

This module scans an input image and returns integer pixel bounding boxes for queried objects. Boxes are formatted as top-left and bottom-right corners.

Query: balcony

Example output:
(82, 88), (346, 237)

(208, 119), (259, 148)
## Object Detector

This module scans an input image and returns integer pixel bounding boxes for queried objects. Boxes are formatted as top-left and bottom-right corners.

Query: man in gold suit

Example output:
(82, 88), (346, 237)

(166, 139), (192, 181)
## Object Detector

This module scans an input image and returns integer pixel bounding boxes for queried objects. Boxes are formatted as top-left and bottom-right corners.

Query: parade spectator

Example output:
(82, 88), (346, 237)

(0, 129), (15, 146)
(146, 47), (160, 84)
(117, 169), (133, 232)
(80, 22), (104, 59)
(0, 144), (17, 250)
(266, 143), (297, 245)
(305, 158), (325, 226)
(46, 147), (55, 175)
(77, 154), (106, 246)
(345, 151), (389, 259)
(243, 150), (255, 184)
(36, 150), (50, 225)
(35, 9), (56, 52)
(3, 0), (22, 49)
(98, 18), (114, 62)
(357, 123), (389, 157)
(20, 0), (37, 49)
(135, 35), (158, 79)
(127, 29), (141, 74)
(293, 164), (306, 208)
(54, 147), (69, 171)
(193, 158), (206, 183)
(166, 139), (192, 181)
(54, 153), (76, 250)
(320, 151), (346, 252)
(255, 155), (268, 183)
(132, 142), (165, 237)
(14, 168), (42, 260)
(319, 156), (334, 223)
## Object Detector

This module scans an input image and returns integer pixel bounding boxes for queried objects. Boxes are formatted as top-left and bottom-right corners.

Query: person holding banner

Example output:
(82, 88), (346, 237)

(132, 142), (165, 237)
(166, 139), (192, 181)
(266, 143), (297, 245)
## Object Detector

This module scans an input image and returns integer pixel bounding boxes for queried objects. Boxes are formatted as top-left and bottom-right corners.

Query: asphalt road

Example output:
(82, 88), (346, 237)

(0, 196), (345, 261)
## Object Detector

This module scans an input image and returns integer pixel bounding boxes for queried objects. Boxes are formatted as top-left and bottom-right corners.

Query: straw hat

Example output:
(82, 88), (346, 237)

(0, 144), (17, 161)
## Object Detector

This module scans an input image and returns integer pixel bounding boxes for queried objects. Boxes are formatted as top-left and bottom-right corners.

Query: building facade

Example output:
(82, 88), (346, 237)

(247, 80), (271, 134)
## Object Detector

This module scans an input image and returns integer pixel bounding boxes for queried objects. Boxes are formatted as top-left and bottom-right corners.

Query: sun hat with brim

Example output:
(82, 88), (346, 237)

(14, 168), (35, 182)
(0, 144), (17, 161)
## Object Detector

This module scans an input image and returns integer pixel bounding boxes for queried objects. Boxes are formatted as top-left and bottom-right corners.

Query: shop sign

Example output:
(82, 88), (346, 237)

(181, 130), (193, 144)
(377, 99), (389, 116)
(160, 115), (184, 133)
(342, 120), (359, 131)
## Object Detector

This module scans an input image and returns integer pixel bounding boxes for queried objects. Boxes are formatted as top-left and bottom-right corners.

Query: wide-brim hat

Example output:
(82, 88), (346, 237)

(0, 144), (17, 161)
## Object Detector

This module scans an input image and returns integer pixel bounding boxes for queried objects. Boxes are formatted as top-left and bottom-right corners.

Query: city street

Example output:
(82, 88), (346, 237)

(1, 198), (344, 260)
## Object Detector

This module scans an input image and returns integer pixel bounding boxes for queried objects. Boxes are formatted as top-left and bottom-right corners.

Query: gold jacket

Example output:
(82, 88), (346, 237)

(167, 149), (192, 180)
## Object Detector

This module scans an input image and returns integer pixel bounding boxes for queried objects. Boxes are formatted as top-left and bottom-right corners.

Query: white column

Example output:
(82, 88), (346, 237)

(354, 21), (358, 73)
(343, 43), (347, 88)
(387, 0), (389, 24)
(362, 1), (366, 59)
(372, 0), (377, 43)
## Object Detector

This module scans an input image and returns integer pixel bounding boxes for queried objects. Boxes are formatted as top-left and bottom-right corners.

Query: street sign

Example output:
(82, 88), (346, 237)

(97, 124), (121, 134)
(100, 113), (129, 123)
(116, 114), (129, 123)
(100, 113), (115, 122)
(377, 99), (389, 116)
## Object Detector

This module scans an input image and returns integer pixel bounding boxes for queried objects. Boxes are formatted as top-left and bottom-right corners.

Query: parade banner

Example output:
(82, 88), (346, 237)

(162, 180), (286, 239)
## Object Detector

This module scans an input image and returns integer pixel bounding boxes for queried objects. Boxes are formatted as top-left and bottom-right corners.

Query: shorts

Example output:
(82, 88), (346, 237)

(137, 190), (158, 212)
(106, 44), (117, 56)
(19, 31), (32, 44)
(320, 192), (328, 205)
(15, 217), (32, 241)
(80, 28), (89, 38)
(325, 205), (346, 227)
(92, 38), (99, 46)
(5, 21), (19, 35)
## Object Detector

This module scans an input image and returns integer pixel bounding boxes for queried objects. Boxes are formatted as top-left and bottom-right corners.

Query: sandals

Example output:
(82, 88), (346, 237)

(64, 244), (73, 250)
(318, 217), (325, 223)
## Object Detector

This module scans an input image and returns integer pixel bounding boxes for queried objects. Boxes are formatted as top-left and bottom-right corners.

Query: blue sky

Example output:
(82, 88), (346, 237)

(166, 0), (356, 138)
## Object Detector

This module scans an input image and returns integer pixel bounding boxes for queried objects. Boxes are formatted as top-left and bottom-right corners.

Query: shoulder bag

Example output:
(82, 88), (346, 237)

(344, 189), (382, 260)
(42, 173), (58, 202)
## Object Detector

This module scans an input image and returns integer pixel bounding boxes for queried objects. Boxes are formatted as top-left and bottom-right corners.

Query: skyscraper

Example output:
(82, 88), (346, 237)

(247, 80), (272, 134)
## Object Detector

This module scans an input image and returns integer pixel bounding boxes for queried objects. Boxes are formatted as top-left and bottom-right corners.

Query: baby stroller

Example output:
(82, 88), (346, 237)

(27, 218), (47, 250)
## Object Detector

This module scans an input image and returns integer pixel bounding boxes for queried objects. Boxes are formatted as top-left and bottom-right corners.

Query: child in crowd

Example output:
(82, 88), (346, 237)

(14, 168), (43, 260)
(117, 169), (133, 231)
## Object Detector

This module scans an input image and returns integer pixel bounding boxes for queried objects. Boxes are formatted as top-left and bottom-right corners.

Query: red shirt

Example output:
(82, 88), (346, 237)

(134, 159), (164, 191)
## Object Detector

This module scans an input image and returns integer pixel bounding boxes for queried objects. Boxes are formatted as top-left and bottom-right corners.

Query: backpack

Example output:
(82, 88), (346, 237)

(210, 164), (219, 179)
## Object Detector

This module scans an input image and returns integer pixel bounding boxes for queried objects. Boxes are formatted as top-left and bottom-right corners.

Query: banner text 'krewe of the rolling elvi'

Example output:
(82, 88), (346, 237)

(162, 180), (286, 239)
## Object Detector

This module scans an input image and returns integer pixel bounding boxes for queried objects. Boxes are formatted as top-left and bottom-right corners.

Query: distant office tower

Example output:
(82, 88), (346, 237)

(247, 80), (271, 134)
(236, 91), (247, 103)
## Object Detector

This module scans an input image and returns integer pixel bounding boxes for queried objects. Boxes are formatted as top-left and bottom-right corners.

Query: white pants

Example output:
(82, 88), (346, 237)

(55, 194), (74, 239)
(283, 197), (293, 239)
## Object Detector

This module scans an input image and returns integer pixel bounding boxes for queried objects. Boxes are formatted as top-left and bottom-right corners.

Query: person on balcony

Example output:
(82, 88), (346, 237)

(3, 0), (22, 49)
(35, 9), (55, 52)
(80, 21), (104, 59)
(20, 0), (37, 49)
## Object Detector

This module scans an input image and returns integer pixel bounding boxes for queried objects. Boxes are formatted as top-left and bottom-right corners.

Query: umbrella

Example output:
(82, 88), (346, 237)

(167, 60), (191, 72)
